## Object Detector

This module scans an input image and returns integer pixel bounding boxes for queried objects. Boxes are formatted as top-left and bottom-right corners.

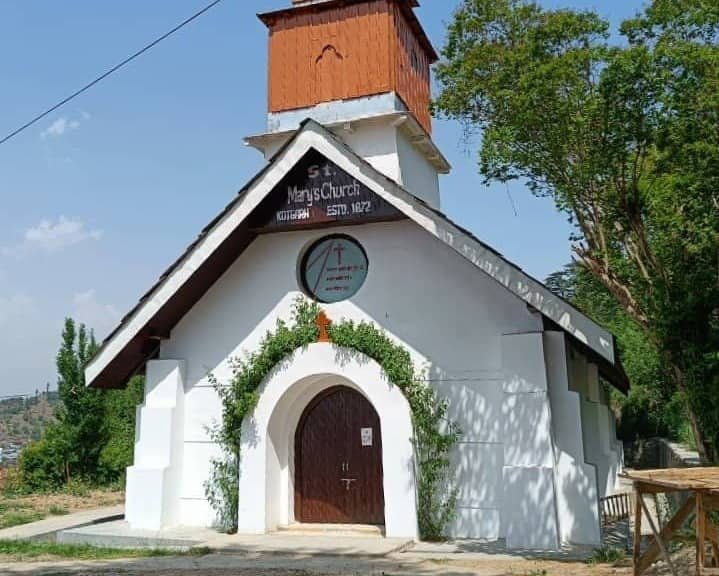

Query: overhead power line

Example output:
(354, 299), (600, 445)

(0, 0), (224, 147)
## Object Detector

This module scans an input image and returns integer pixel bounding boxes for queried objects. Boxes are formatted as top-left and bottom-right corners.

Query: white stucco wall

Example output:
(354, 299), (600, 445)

(500, 332), (559, 550)
(117, 213), (620, 549)
(157, 219), (542, 536)
(395, 129), (440, 208)
(544, 332), (601, 546)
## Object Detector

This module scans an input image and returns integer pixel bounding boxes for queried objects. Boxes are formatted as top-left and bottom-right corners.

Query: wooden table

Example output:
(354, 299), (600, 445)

(622, 468), (719, 576)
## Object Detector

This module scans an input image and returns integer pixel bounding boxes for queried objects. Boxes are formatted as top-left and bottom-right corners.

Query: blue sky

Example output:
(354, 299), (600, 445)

(0, 0), (644, 396)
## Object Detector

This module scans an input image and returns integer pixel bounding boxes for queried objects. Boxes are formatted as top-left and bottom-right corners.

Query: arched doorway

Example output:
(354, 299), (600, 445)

(237, 343), (417, 538)
(294, 386), (385, 525)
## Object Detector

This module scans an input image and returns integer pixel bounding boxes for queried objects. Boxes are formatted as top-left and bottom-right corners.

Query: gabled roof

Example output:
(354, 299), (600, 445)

(85, 119), (627, 392)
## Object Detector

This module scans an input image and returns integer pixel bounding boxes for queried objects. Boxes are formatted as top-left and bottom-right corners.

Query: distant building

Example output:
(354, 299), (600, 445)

(88, 0), (626, 550)
(0, 443), (22, 468)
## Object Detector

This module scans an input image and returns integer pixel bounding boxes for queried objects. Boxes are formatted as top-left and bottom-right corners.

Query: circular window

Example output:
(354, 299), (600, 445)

(299, 235), (368, 303)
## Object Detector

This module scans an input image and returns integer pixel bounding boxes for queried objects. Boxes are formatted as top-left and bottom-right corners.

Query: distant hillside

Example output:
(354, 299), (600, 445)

(0, 392), (59, 445)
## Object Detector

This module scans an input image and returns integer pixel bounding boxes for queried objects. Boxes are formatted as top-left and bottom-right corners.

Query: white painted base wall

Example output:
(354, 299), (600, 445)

(126, 360), (185, 530)
(122, 220), (622, 548)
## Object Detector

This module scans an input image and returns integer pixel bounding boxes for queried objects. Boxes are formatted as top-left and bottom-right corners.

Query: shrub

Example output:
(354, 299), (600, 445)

(16, 434), (67, 492)
(587, 545), (626, 565)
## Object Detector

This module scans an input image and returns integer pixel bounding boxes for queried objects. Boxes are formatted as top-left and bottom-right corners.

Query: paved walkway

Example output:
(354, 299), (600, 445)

(0, 506), (632, 575)
(0, 506), (124, 541)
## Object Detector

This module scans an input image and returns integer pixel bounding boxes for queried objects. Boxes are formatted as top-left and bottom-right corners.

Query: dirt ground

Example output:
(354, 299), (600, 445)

(436, 546), (695, 575)
(0, 489), (123, 529)
(0, 547), (700, 576)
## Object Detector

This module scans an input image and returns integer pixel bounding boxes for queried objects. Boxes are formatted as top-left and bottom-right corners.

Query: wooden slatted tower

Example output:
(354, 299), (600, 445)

(259, 0), (437, 133)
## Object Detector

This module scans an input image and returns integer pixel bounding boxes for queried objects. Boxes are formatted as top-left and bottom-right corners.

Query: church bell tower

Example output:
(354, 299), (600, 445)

(246, 0), (450, 209)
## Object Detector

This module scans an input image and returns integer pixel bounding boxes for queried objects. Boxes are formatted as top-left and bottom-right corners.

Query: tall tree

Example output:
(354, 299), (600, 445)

(434, 0), (719, 460)
(19, 319), (144, 490)
(55, 318), (105, 480)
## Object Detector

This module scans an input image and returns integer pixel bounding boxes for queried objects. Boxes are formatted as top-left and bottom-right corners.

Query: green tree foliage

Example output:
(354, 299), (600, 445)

(55, 319), (105, 481)
(18, 319), (144, 490)
(100, 376), (144, 481)
(434, 0), (719, 461)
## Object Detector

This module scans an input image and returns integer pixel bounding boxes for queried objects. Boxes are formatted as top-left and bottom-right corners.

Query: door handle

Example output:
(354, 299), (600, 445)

(340, 478), (357, 491)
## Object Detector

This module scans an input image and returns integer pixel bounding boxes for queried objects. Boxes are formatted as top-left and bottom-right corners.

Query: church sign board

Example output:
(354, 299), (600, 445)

(259, 149), (402, 230)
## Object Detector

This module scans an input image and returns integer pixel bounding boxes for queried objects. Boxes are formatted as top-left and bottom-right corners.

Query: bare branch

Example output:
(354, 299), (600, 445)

(574, 246), (651, 329)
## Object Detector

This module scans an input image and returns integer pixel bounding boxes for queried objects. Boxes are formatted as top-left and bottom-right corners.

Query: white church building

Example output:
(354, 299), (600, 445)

(87, 0), (626, 550)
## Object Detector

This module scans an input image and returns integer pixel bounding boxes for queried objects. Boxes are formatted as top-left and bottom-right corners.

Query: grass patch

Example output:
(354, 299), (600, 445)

(0, 540), (212, 561)
(0, 511), (45, 529)
(587, 545), (626, 565)
(0, 501), (31, 514)
(48, 505), (69, 516)
(0, 487), (124, 530)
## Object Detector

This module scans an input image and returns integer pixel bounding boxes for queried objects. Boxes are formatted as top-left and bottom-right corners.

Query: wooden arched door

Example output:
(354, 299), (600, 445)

(295, 386), (385, 525)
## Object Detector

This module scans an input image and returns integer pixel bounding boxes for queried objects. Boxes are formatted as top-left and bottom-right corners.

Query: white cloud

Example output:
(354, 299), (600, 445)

(72, 289), (120, 340)
(41, 116), (81, 139)
(25, 217), (103, 249)
(2, 216), (103, 258)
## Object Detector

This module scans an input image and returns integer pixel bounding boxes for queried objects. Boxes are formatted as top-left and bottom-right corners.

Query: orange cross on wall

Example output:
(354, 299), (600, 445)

(316, 311), (332, 343)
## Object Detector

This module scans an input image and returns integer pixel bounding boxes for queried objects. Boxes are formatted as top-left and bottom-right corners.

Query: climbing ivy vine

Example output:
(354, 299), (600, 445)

(205, 297), (460, 540)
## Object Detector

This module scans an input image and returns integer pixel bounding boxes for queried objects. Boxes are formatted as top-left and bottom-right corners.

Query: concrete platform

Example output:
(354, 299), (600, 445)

(57, 518), (410, 556)
(58, 520), (217, 550)
(204, 532), (411, 557)
(0, 505), (124, 542)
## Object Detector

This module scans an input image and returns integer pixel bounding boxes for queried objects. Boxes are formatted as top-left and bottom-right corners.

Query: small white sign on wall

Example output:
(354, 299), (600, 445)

(361, 427), (373, 447)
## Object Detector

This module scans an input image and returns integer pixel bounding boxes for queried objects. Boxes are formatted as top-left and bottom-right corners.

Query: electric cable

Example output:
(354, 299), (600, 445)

(0, 0), (225, 146)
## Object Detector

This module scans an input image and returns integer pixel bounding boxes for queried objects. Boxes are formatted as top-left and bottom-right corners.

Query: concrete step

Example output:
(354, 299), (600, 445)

(203, 532), (412, 557)
(57, 520), (217, 550)
(277, 523), (385, 537)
